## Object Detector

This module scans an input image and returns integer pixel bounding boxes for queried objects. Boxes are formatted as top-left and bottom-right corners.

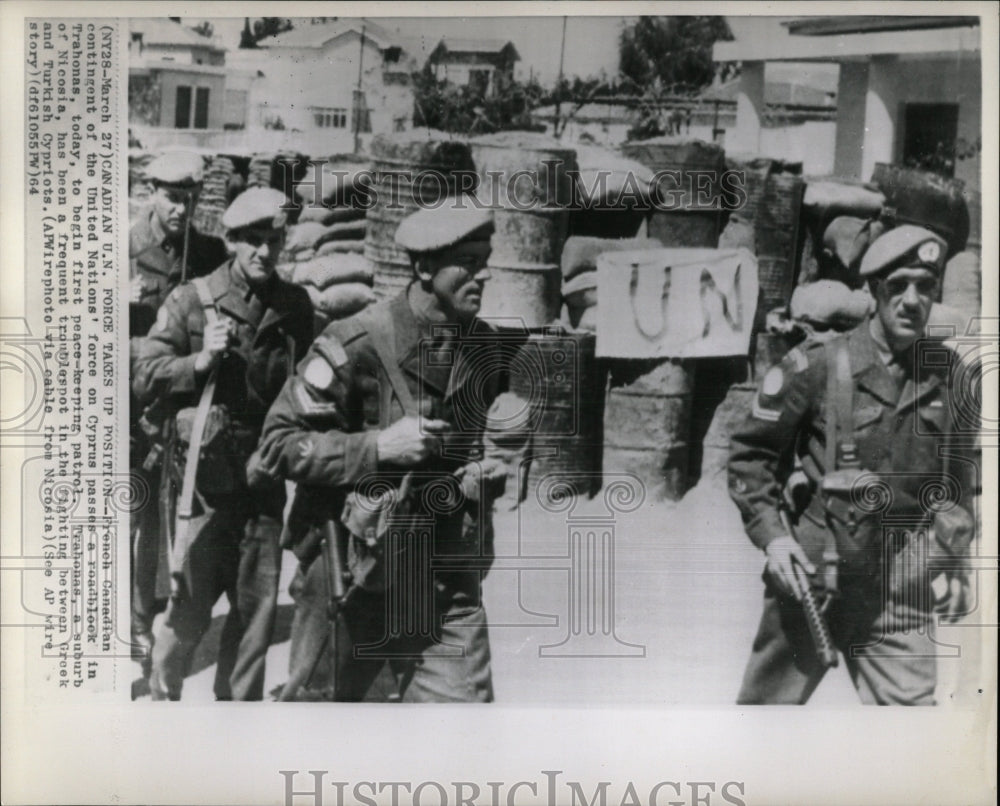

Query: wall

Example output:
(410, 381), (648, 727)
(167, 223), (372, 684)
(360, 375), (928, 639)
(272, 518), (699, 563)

(240, 33), (411, 136)
(855, 54), (981, 189)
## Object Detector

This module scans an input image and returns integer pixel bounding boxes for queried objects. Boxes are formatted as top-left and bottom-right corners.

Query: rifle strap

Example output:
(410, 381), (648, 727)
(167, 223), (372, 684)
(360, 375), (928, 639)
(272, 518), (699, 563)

(174, 277), (220, 533)
(362, 311), (418, 419)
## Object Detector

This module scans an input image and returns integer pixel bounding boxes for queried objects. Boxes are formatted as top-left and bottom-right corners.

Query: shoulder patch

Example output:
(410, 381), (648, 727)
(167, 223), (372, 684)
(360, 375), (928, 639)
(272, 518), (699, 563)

(154, 306), (169, 332)
(761, 366), (784, 396)
(303, 357), (334, 390)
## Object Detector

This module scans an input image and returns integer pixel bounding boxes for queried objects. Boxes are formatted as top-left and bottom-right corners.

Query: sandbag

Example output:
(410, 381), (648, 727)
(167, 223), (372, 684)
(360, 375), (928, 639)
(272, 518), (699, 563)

(790, 280), (873, 330)
(292, 254), (374, 290)
(298, 204), (368, 226)
(307, 282), (376, 320)
(802, 180), (884, 232)
(294, 159), (370, 206)
(315, 219), (367, 247)
(818, 216), (886, 285)
(316, 239), (367, 256)
(284, 221), (328, 253)
(561, 235), (661, 281)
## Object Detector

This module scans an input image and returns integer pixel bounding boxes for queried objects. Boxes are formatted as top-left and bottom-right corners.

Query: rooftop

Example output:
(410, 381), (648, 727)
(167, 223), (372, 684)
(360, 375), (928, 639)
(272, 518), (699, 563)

(130, 18), (225, 52)
(257, 18), (396, 50)
(714, 15), (981, 62)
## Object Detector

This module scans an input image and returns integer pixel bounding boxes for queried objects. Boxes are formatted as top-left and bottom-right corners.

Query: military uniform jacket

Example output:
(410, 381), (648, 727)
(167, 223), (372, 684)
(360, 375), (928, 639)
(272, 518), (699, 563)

(129, 210), (228, 339)
(132, 260), (313, 439)
(728, 320), (977, 566)
(256, 291), (525, 570)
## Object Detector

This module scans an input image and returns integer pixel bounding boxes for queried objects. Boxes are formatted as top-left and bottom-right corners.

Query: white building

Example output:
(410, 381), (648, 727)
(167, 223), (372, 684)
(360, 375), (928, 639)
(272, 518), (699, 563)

(714, 15), (982, 190)
(129, 19), (230, 134)
(228, 18), (416, 155)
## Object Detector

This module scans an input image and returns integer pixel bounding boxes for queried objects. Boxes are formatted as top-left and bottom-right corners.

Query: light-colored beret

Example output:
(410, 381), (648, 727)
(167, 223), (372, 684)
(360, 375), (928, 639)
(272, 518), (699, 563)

(394, 201), (493, 254)
(221, 187), (290, 231)
(146, 152), (205, 187)
(859, 224), (947, 278)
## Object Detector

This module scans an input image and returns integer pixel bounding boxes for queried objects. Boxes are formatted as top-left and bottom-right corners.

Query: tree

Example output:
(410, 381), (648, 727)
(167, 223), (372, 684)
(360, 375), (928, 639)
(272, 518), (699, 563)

(240, 17), (294, 48)
(411, 67), (546, 135)
(619, 17), (735, 94)
(191, 21), (213, 39)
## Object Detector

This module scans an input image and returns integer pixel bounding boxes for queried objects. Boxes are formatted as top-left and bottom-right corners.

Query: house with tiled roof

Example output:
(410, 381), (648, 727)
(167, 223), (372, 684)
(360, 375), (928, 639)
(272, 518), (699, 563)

(426, 38), (520, 95)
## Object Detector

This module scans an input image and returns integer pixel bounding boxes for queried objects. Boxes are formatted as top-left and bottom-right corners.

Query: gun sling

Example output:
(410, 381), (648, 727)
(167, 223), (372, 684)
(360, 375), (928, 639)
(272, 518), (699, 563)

(168, 276), (220, 581)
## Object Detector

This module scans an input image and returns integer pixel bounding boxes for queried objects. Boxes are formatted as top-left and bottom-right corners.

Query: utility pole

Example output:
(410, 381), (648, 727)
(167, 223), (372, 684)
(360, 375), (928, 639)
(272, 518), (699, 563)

(554, 16), (567, 139)
(353, 23), (366, 153)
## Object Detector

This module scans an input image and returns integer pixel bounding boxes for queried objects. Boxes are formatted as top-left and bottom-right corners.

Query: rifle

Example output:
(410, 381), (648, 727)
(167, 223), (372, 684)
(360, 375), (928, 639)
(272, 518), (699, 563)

(167, 277), (220, 602)
(779, 507), (839, 669)
(279, 500), (355, 702)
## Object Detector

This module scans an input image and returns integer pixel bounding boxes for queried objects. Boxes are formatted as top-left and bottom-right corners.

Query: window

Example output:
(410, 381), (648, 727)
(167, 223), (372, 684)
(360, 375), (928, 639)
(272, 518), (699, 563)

(311, 107), (348, 128)
(175, 85), (210, 129)
(174, 85), (192, 128)
(902, 103), (960, 177)
(194, 87), (209, 129)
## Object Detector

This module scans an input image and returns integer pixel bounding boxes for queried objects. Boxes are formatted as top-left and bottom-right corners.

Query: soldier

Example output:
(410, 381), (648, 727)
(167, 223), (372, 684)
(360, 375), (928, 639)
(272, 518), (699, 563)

(129, 152), (227, 673)
(253, 202), (520, 702)
(133, 187), (313, 700)
(729, 225), (978, 705)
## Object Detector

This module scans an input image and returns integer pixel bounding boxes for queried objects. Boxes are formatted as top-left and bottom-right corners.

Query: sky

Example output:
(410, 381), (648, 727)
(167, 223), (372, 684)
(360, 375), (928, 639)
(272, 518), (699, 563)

(193, 15), (812, 88)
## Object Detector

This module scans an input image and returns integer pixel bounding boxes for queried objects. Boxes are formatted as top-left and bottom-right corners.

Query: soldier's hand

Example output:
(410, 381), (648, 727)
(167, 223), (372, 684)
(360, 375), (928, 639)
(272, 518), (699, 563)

(933, 568), (971, 624)
(764, 535), (815, 600)
(129, 275), (146, 305)
(194, 318), (235, 373)
(376, 416), (450, 466)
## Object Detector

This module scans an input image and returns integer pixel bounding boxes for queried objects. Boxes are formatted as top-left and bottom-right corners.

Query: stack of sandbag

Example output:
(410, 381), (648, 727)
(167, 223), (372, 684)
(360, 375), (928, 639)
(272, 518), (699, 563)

(193, 154), (238, 237)
(811, 215), (886, 287)
(295, 155), (371, 210)
(798, 179), (885, 285)
(559, 235), (661, 331)
(281, 215), (369, 265)
(292, 252), (376, 328)
(248, 152), (276, 188)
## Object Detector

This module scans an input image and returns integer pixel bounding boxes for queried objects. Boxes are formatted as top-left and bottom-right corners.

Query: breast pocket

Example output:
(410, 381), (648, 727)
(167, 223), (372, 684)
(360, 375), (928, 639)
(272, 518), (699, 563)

(853, 404), (884, 434)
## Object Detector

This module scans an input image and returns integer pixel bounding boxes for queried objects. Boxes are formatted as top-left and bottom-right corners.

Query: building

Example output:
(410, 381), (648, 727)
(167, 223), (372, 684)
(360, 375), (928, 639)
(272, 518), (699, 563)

(128, 18), (228, 131)
(426, 38), (520, 95)
(228, 18), (417, 154)
(714, 15), (982, 189)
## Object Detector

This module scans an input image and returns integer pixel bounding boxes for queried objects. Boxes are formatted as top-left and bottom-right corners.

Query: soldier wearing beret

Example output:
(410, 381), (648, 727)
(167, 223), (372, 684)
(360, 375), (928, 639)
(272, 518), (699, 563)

(133, 188), (313, 700)
(129, 152), (228, 673)
(729, 225), (979, 704)
(253, 201), (523, 702)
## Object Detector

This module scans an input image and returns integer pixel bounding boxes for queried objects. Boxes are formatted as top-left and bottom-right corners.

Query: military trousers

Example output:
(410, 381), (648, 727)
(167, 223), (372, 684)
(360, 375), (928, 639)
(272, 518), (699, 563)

(130, 463), (162, 640)
(150, 492), (283, 701)
(286, 556), (493, 703)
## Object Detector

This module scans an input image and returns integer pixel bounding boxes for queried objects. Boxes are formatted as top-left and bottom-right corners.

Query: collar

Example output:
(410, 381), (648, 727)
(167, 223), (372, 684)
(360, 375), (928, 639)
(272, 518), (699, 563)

(851, 317), (942, 412)
(205, 261), (282, 328)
